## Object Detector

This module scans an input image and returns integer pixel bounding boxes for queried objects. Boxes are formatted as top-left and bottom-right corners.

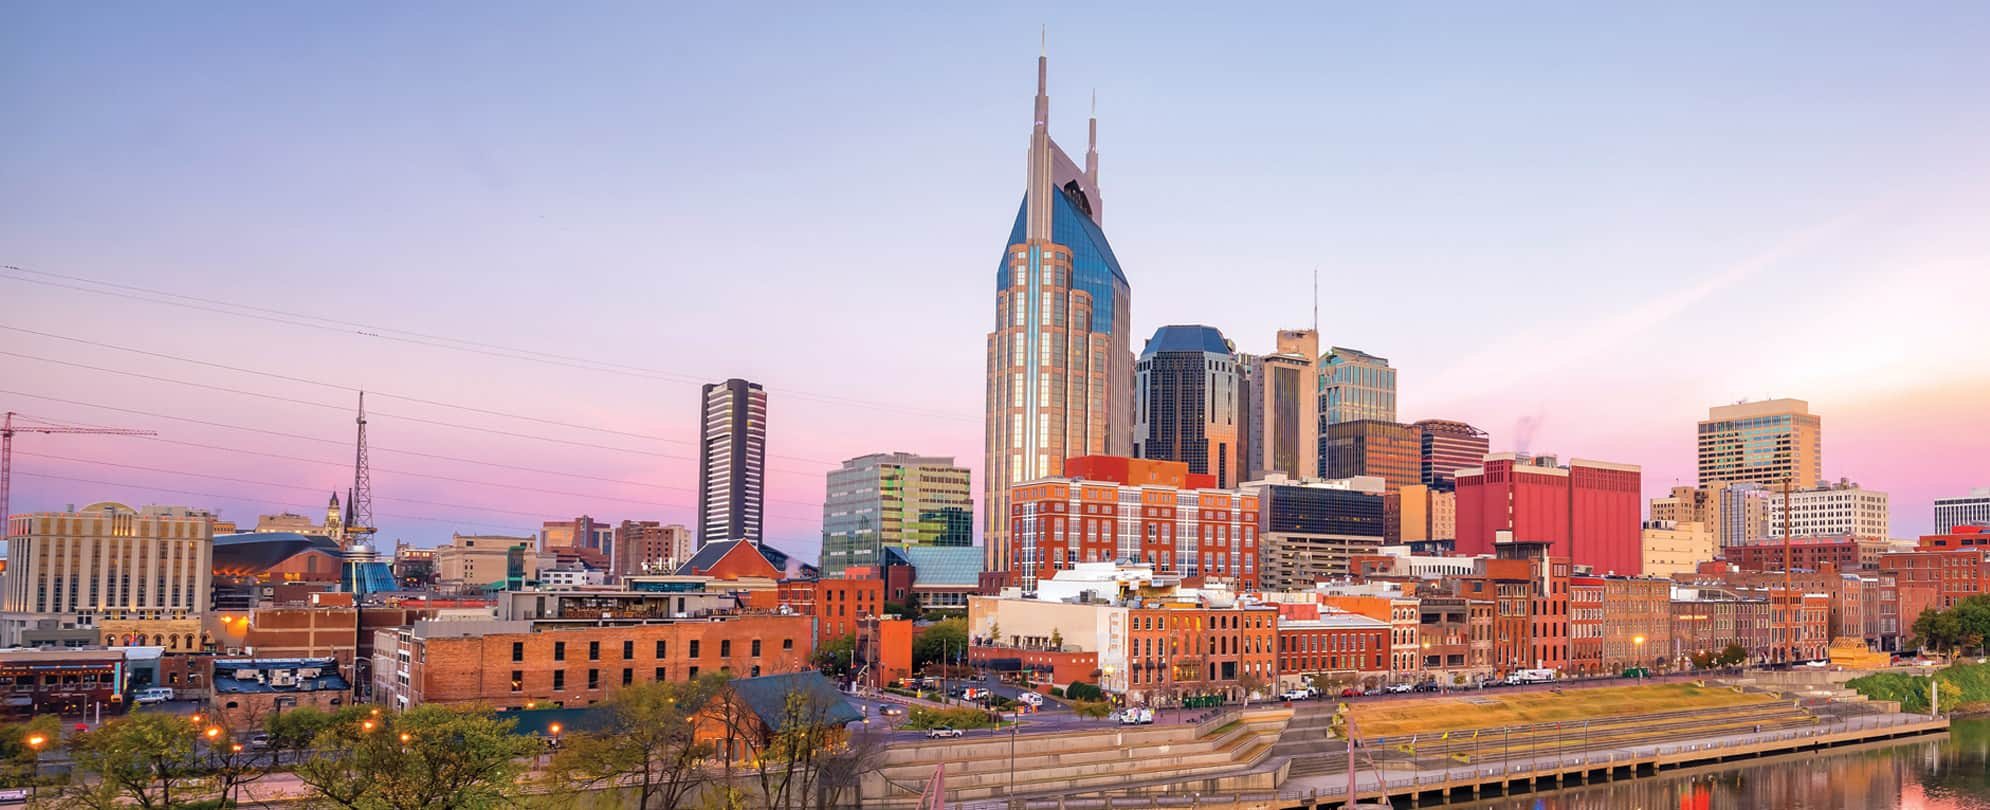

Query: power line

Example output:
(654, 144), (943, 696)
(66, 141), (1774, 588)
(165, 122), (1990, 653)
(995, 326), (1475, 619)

(9, 470), (534, 535)
(0, 349), (833, 475)
(0, 264), (978, 423)
(13, 450), (743, 523)
(5, 408), (825, 514)
(0, 389), (826, 482)
(0, 324), (847, 465)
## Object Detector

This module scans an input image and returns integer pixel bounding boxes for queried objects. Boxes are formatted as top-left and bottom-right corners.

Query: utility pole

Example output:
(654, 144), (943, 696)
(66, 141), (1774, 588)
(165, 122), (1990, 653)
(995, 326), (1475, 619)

(1791, 475), (1806, 664)
(0, 412), (157, 544)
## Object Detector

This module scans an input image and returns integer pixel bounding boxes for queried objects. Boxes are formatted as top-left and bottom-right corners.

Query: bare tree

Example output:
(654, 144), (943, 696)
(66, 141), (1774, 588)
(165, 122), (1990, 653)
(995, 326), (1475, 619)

(549, 675), (724, 810)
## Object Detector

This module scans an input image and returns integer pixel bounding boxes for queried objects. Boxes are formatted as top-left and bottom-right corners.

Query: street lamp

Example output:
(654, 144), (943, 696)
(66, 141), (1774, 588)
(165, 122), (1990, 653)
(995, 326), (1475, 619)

(1632, 636), (1646, 678)
(361, 719), (376, 733)
(25, 734), (45, 803)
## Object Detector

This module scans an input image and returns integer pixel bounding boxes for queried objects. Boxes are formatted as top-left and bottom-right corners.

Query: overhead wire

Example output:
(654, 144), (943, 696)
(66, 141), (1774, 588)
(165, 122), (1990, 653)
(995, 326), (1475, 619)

(10, 471), (534, 534)
(0, 323), (846, 465)
(0, 264), (978, 423)
(4, 407), (826, 517)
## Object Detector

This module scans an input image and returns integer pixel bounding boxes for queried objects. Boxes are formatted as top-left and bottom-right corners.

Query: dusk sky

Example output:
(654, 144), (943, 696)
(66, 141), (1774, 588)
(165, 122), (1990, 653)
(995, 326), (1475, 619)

(4, 4), (1987, 559)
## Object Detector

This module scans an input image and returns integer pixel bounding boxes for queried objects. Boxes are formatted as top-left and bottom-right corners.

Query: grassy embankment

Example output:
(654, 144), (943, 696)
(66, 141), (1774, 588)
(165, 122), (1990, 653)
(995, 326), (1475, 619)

(1847, 662), (1990, 715)
(1345, 682), (1773, 738)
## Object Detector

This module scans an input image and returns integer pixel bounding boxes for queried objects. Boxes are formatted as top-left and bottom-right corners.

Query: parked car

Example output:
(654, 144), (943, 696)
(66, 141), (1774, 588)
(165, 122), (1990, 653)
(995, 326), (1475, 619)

(133, 687), (174, 706)
(925, 726), (964, 739)
(1387, 683), (1414, 694)
(1120, 708), (1155, 725)
(245, 733), (272, 750)
(1339, 688), (1362, 698)
(1280, 689), (1312, 701)
(1018, 692), (1044, 706)
(1413, 682), (1441, 693)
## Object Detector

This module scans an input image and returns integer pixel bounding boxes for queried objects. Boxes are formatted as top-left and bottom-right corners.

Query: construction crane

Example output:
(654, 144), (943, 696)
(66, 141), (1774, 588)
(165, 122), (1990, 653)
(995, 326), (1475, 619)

(0, 411), (158, 542)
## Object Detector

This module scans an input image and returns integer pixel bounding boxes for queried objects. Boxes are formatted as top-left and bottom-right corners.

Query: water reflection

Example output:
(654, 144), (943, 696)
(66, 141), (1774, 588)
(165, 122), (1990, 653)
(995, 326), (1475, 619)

(1440, 719), (1988, 810)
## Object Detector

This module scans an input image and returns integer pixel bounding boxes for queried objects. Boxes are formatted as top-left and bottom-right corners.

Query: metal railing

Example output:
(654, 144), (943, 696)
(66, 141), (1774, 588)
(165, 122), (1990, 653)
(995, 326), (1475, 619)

(982, 712), (1941, 807)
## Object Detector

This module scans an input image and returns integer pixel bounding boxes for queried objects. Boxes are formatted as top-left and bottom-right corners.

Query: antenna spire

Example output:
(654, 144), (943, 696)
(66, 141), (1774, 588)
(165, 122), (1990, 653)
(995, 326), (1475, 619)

(1312, 266), (1320, 333)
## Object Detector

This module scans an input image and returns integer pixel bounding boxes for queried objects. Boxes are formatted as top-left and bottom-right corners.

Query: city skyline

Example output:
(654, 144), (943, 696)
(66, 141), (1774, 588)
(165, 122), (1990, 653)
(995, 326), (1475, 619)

(6, 6), (1990, 560)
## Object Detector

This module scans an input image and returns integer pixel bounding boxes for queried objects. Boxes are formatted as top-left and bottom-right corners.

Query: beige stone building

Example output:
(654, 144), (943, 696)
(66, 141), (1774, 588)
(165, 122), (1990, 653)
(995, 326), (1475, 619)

(1696, 399), (1822, 489)
(1243, 329), (1320, 482)
(1641, 520), (1716, 578)
(1, 502), (214, 649)
(433, 533), (543, 593)
(1396, 485), (1456, 543)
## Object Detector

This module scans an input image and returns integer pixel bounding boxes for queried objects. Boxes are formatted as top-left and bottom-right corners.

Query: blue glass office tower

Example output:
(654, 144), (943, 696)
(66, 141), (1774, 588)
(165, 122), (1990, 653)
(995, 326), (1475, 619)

(983, 49), (1134, 577)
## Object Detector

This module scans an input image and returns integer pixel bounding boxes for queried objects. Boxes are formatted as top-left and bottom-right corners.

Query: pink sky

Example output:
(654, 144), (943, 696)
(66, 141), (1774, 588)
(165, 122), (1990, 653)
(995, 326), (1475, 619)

(5, 6), (1988, 560)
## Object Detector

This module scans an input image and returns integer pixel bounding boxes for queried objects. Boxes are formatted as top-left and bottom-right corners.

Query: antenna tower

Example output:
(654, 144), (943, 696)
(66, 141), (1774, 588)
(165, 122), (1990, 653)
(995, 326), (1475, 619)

(344, 392), (375, 548)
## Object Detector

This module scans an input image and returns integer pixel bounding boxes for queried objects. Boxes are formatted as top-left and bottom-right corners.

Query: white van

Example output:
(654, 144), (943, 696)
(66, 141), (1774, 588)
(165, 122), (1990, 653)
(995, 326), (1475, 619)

(133, 687), (174, 705)
(1018, 691), (1043, 707)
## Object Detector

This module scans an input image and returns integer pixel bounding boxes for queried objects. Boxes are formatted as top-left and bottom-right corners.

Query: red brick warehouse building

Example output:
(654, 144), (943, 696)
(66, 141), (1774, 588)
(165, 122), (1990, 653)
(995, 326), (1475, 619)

(1455, 453), (1643, 576)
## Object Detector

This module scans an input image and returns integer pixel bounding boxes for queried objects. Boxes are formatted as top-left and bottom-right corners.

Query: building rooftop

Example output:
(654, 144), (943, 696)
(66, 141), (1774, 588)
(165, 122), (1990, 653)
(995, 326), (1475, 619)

(1141, 324), (1233, 357)
(903, 545), (983, 587)
(727, 671), (863, 730)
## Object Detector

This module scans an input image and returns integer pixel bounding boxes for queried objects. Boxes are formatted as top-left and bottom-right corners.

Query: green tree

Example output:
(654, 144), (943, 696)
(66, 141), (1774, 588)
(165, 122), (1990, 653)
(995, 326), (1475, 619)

(550, 675), (725, 810)
(0, 715), (62, 788)
(814, 634), (857, 678)
(1719, 644), (1749, 668)
(913, 618), (967, 671)
(1951, 595), (1990, 655)
(1913, 608), (1966, 659)
(294, 704), (539, 810)
(62, 712), (204, 810)
(266, 705), (351, 767)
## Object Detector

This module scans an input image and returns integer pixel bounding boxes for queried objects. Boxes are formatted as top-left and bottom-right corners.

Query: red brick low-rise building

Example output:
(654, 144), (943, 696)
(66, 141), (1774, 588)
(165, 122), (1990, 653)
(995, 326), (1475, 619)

(1880, 548), (1990, 611)
(1725, 536), (1886, 572)
(371, 614), (812, 711)
(1273, 608), (1389, 690)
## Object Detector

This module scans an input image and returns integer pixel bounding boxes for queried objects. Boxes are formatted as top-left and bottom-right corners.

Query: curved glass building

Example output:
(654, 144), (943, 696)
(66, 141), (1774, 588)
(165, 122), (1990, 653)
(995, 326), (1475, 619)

(983, 51), (1134, 577)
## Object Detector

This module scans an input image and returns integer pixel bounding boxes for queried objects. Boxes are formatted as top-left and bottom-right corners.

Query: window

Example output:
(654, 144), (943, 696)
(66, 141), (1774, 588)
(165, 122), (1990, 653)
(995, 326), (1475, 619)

(554, 642), (566, 661)
(655, 667), (666, 682)
(782, 638), (794, 650)
(587, 669), (600, 689)
(622, 668), (633, 686)
(656, 640), (667, 658)
(751, 639), (762, 657)
(689, 640), (701, 658)
(688, 666), (699, 679)
(721, 640), (732, 657)
(510, 671), (523, 692)
(511, 642), (524, 663)
(589, 641), (600, 661)
(623, 640), (634, 659)
(553, 670), (566, 690)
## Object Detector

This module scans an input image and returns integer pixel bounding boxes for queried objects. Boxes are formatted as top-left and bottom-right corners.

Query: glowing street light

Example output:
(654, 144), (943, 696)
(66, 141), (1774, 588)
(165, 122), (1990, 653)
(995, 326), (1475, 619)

(205, 727), (222, 741)
(361, 719), (376, 733)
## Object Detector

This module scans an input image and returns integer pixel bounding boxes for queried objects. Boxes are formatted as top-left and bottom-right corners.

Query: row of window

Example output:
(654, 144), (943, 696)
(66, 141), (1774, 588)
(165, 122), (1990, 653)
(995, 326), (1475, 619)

(510, 637), (794, 663)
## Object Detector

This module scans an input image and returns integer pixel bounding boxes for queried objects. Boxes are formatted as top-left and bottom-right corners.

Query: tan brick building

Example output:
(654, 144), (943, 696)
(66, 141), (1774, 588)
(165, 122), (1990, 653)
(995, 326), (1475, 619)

(371, 614), (812, 711)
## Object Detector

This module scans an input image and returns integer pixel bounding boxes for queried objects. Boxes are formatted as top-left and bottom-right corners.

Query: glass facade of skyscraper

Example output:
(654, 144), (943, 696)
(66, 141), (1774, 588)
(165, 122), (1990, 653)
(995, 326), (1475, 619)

(822, 453), (972, 576)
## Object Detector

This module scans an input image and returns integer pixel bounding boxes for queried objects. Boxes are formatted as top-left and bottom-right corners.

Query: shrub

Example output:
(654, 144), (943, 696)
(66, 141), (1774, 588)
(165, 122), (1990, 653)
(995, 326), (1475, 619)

(1065, 681), (1104, 702)
(902, 707), (997, 730)
(1070, 700), (1111, 719)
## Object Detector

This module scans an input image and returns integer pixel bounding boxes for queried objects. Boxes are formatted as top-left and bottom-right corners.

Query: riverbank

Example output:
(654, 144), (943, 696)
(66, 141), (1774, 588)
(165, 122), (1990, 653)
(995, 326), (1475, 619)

(1848, 661), (1990, 713)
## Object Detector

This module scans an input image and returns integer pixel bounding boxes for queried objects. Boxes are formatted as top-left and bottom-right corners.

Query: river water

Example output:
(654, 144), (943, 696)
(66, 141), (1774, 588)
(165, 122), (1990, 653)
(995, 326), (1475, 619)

(1440, 718), (1990, 810)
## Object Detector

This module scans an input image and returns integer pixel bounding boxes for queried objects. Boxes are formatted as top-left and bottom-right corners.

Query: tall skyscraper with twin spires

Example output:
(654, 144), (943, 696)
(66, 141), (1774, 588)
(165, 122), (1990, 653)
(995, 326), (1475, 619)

(983, 47), (1134, 577)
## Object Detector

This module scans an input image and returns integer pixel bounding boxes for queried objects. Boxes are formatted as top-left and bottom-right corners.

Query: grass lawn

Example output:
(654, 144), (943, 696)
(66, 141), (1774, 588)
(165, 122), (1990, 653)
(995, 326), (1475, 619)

(1344, 682), (1774, 738)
